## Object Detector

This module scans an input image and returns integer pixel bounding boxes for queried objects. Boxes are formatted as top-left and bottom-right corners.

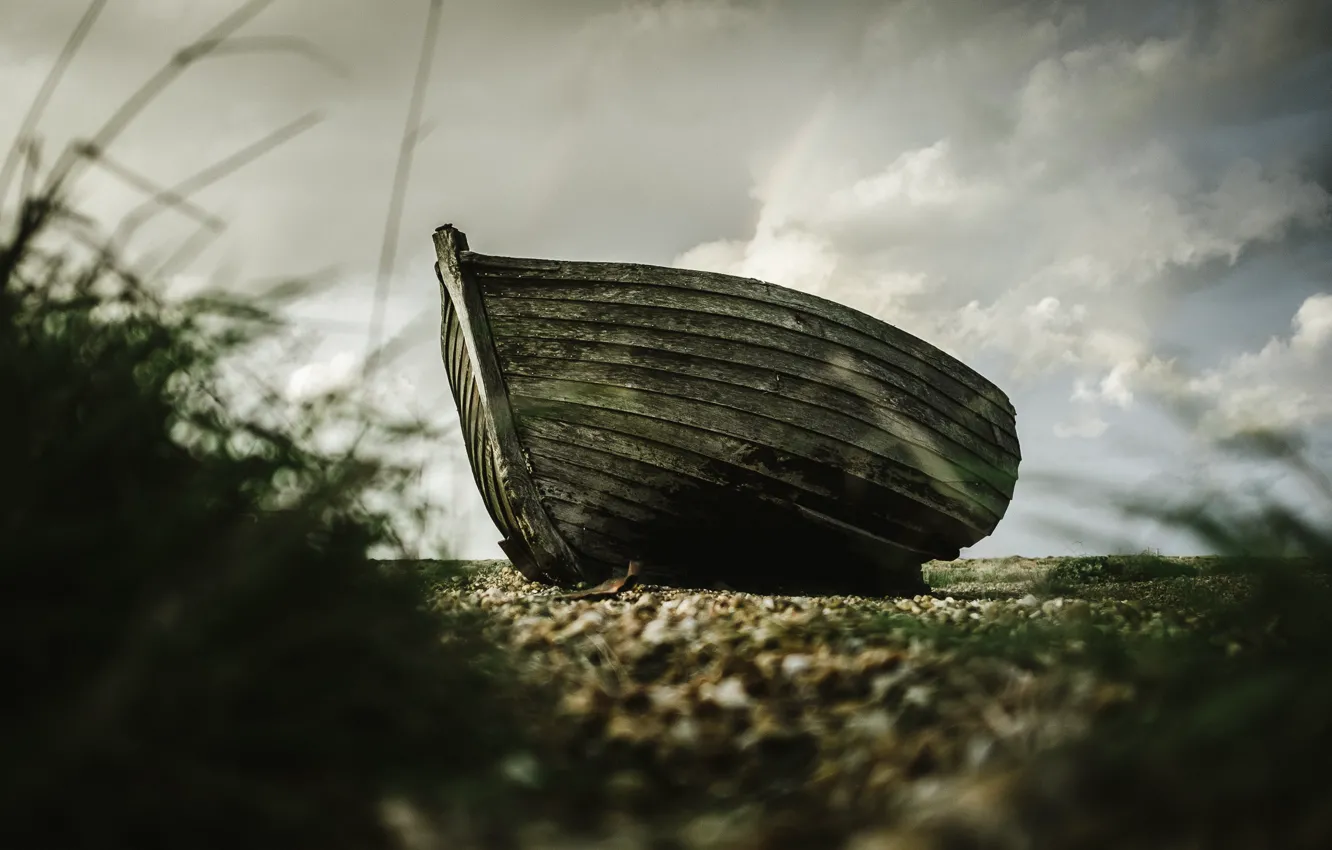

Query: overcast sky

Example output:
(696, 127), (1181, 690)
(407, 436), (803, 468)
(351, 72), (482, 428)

(4, 0), (1330, 558)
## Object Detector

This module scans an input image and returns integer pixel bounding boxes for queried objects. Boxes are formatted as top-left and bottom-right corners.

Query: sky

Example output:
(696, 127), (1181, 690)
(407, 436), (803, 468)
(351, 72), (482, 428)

(3, 0), (1330, 559)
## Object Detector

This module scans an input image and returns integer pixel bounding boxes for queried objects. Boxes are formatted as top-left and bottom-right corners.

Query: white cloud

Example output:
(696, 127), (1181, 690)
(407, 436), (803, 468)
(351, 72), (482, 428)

(1181, 293), (1332, 437)
(824, 140), (1000, 218)
(1292, 293), (1332, 354)
(1054, 408), (1109, 440)
(1056, 292), (1332, 440)
(674, 203), (840, 295)
(669, 1), (1331, 444)
(286, 350), (360, 401)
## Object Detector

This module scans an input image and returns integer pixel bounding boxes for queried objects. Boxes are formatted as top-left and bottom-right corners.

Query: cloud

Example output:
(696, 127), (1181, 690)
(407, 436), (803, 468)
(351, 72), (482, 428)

(1181, 292), (1332, 437)
(1054, 408), (1109, 440)
(672, 0), (1331, 444)
(1293, 292), (1332, 353)
(286, 350), (360, 401)
(1056, 291), (1332, 440)
(6, 0), (1330, 557)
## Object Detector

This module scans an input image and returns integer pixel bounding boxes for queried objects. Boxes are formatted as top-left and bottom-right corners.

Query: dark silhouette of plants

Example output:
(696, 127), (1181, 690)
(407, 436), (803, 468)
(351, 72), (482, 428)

(1005, 427), (1332, 850)
(2, 3), (525, 847)
(1, 184), (528, 850)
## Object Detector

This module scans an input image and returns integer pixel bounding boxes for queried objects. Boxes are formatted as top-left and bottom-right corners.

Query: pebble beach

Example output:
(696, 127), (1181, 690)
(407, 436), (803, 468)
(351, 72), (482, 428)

(402, 556), (1271, 850)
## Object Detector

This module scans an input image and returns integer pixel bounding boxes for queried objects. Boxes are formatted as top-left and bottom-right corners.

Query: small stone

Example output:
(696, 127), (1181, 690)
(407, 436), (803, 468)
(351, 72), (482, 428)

(641, 617), (671, 645)
(668, 715), (700, 747)
(558, 609), (605, 639)
(781, 654), (812, 677)
(846, 708), (893, 739)
(498, 751), (541, 788)
(605, 769), (649, 806)
(1064, 600), (1092, 622)
(903, 683), (934, 707)
(710, 676), (751, 709)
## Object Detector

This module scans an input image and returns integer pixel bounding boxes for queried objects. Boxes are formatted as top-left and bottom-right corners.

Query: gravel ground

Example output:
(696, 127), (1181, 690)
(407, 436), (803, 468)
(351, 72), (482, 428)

(406, 556), (1263, 850)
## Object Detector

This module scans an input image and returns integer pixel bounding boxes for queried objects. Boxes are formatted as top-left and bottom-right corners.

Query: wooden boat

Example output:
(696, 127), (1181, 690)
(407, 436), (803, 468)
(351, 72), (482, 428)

(433, 224), (1020, 596)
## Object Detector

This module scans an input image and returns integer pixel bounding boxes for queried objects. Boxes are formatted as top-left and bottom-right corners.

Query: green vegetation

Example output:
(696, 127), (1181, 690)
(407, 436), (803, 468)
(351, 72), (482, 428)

(1042, 461), (1330, 846)
(1005, 437), (1332, 847)
(1, 169), (526, 850)
(1, 6), (540, 844)
(1032, 552), (1200, 593)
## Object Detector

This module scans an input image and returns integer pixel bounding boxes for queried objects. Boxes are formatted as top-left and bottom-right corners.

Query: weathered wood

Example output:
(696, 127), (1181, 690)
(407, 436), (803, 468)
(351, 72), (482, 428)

(483, 280), (1018, 441)
(431, 224), (1022, 593)
(534, 445), (943, 566)
(531, 472), (664, 527)
(485, 298), (1021, 457)
(543, 498), (653, 548)
(514, 407), (978, 547)
(524, 447), (695, 514)
(433, 225), (585, 583)
(500, 348), (1016, 502)
(441, 294), (523, 540)
(507, 376), (999, 532)
(518, 428), (950, 554)
(764, 494), (951, 568)
(550, 517), (637, 569)
(497, 331), (1019, 478)
(465, 252), (1015, 418)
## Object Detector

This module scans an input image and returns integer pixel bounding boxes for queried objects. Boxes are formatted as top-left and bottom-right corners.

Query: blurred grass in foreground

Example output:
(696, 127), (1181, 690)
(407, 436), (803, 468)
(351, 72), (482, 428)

(1002, 430), (1332, 849)
(0, 188), (524, 849)
(2, 5), (532, 847)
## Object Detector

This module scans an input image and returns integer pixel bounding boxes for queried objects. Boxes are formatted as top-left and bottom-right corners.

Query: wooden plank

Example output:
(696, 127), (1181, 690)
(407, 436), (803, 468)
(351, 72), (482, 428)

(550, 517), (639, 570)
(500, 346), (1017, 500)
(508, 375), (1004, 531)
(544, 469), (939, 593)
(441, 291), (528, 543)
(463, 252), (1015, 417)
(512, 402), (987, 547)
(485, 297), (1020, 451)
(525, 447), (696, 515)
(541, 488), (940, 581)
(482, 277), (1014, 431)
(497, 331), (1021, 473)
(433, 225), (586, 584)
(483, 279), (1018, 439)
(531, 473), (663, 527)
(543, 497), (653, 548)
(763, 494), (951, 567)
(519, 430), (950, 555)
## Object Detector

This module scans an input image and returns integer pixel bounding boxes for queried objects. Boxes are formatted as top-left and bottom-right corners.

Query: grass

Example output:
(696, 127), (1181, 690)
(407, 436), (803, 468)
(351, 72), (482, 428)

(2, 5), (527, 847)
(1, 187), (538, 850)
(976, 439), (1332, 848)
(924, 553), (1205, 594)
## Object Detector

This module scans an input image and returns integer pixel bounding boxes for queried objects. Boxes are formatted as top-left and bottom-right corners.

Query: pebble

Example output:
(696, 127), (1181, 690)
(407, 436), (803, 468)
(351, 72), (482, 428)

(422, 556), (1252, 850)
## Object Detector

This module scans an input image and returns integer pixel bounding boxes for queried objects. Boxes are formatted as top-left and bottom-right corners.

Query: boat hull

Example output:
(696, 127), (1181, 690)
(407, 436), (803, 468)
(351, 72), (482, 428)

(433, 225), (1020, 594)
